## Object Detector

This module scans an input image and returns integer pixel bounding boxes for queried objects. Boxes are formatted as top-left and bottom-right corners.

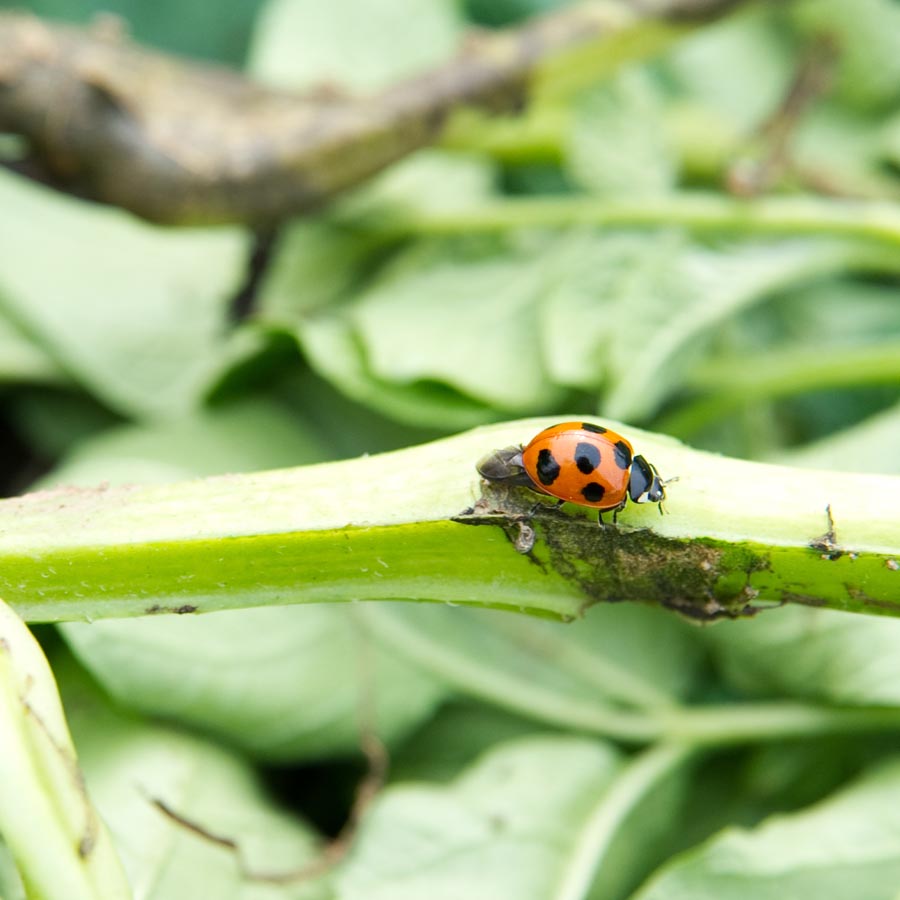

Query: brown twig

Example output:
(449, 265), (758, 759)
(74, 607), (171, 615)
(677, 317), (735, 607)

(726, 34), (839, 197)
(0, 1), (747, 225)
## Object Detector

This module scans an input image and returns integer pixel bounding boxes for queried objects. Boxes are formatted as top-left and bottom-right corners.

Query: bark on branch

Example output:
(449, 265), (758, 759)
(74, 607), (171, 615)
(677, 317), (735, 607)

(0, 0), (745, 225)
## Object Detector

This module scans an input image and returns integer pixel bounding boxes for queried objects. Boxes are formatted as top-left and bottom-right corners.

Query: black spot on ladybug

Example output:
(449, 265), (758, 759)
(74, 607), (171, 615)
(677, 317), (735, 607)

(613, 440), (632, 470)
(574, 441), (601, 474)
(536, 448), (561, 486)
(581, 422), (607, 434)
(581, 482), (605, 503)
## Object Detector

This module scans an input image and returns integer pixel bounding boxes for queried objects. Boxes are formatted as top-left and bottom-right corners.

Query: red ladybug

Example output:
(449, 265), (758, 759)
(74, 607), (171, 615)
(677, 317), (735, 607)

(477, 421), (669, 523)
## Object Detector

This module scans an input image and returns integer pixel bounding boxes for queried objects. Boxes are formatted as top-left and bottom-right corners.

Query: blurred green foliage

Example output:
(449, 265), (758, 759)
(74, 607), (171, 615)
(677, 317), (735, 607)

(2, 0), (900, 897)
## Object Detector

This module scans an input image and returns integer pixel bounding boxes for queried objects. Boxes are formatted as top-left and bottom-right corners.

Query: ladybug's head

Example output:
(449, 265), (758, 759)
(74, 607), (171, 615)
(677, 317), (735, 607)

(628, 455), (667, 506)
(476, 445), (534, 488)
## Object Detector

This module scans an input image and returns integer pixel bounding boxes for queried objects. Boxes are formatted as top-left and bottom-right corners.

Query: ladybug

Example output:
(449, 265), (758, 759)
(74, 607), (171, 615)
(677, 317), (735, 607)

(477, 421), (669, 523)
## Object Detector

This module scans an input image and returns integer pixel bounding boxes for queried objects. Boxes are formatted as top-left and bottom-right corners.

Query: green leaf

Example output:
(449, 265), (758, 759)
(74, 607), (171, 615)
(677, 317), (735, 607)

(0, 312), (64, 386)
(539, 230), (688, 394)
(0, 169), (249, 420)
(347, 238), (566, 411)
(601, 237), (889, 421)
(293, 235), (568, 428)
(59, 654), (329, 899)
(333, 735), (624, 899)
(63, 606), (446, 762)
(634, 756), (900, 900)
(248, 0), (462, 90)
(706, 605), (900, 708)
(0, 600), (130, 899)
(257, 222), (376, 320)
(257, 159), (499, 433)
(566, 68), (675, 197)
(48, 403), (447, 761)
(295, 314), (500, 430)
(362, 602), (702, 728)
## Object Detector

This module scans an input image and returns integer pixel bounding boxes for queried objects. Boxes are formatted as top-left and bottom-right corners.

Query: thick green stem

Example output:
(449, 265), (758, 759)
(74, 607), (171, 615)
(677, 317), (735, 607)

(0, 418), (898, 624)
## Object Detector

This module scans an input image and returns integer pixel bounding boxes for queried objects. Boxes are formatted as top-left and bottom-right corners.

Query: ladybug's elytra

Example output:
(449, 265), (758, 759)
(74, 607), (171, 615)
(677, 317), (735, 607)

(477, 421), (669, 523)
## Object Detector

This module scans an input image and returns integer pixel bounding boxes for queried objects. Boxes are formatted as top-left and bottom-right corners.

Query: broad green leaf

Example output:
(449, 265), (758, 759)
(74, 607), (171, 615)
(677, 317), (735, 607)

(59, 655), (328, 900)
(634, 756), (900, 900)
(706, 605), (900, 708)
(601, 237), (893, 421)
(50, 403), (447, 761)
(248, 0), (462, 90)
(296, 314), (500, 430)
(539, 230), (688, 393)
(787, 401), (900, 473)
(0, 169), (249, 420)
(362, 602), (701, 728)
(64, 606), (446, 763)
(566, 68), (675, 197)
(293, 234), (568, 427)
(257, 222), (376, 320)
(257, 164), (498, 433)
(334, 735), (624, 900)
(0, 600), (130, 900)
(0, 311), (64, 385)
(346, 238), (566, 412)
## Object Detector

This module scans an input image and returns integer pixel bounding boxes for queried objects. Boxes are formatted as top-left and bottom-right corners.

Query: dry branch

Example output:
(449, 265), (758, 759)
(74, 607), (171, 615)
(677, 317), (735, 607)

(0, 0), (745, 224)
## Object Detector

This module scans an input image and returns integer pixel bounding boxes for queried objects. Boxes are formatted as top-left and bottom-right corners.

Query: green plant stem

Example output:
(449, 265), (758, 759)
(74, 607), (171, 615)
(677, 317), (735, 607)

(361, 192), (900, 250)
(661, 339), (900, 437)
(0, 418), (899, 623)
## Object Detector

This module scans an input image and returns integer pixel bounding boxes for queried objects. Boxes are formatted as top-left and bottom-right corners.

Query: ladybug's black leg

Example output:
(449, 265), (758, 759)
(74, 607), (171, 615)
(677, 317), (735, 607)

(529, 498), (565, 516)
(597, 510), (604, 525)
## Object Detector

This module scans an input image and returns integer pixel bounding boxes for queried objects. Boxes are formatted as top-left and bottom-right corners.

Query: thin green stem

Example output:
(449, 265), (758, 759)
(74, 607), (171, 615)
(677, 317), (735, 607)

(663, 702), (900, 746)
(554, 743), (694, 900)
(359, 192), (900, 250)
(660, 340), (900, 437)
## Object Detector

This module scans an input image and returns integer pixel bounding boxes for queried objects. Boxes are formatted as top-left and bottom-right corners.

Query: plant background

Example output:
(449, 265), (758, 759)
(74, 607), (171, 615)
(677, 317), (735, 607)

(1, 0), (900, 896)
